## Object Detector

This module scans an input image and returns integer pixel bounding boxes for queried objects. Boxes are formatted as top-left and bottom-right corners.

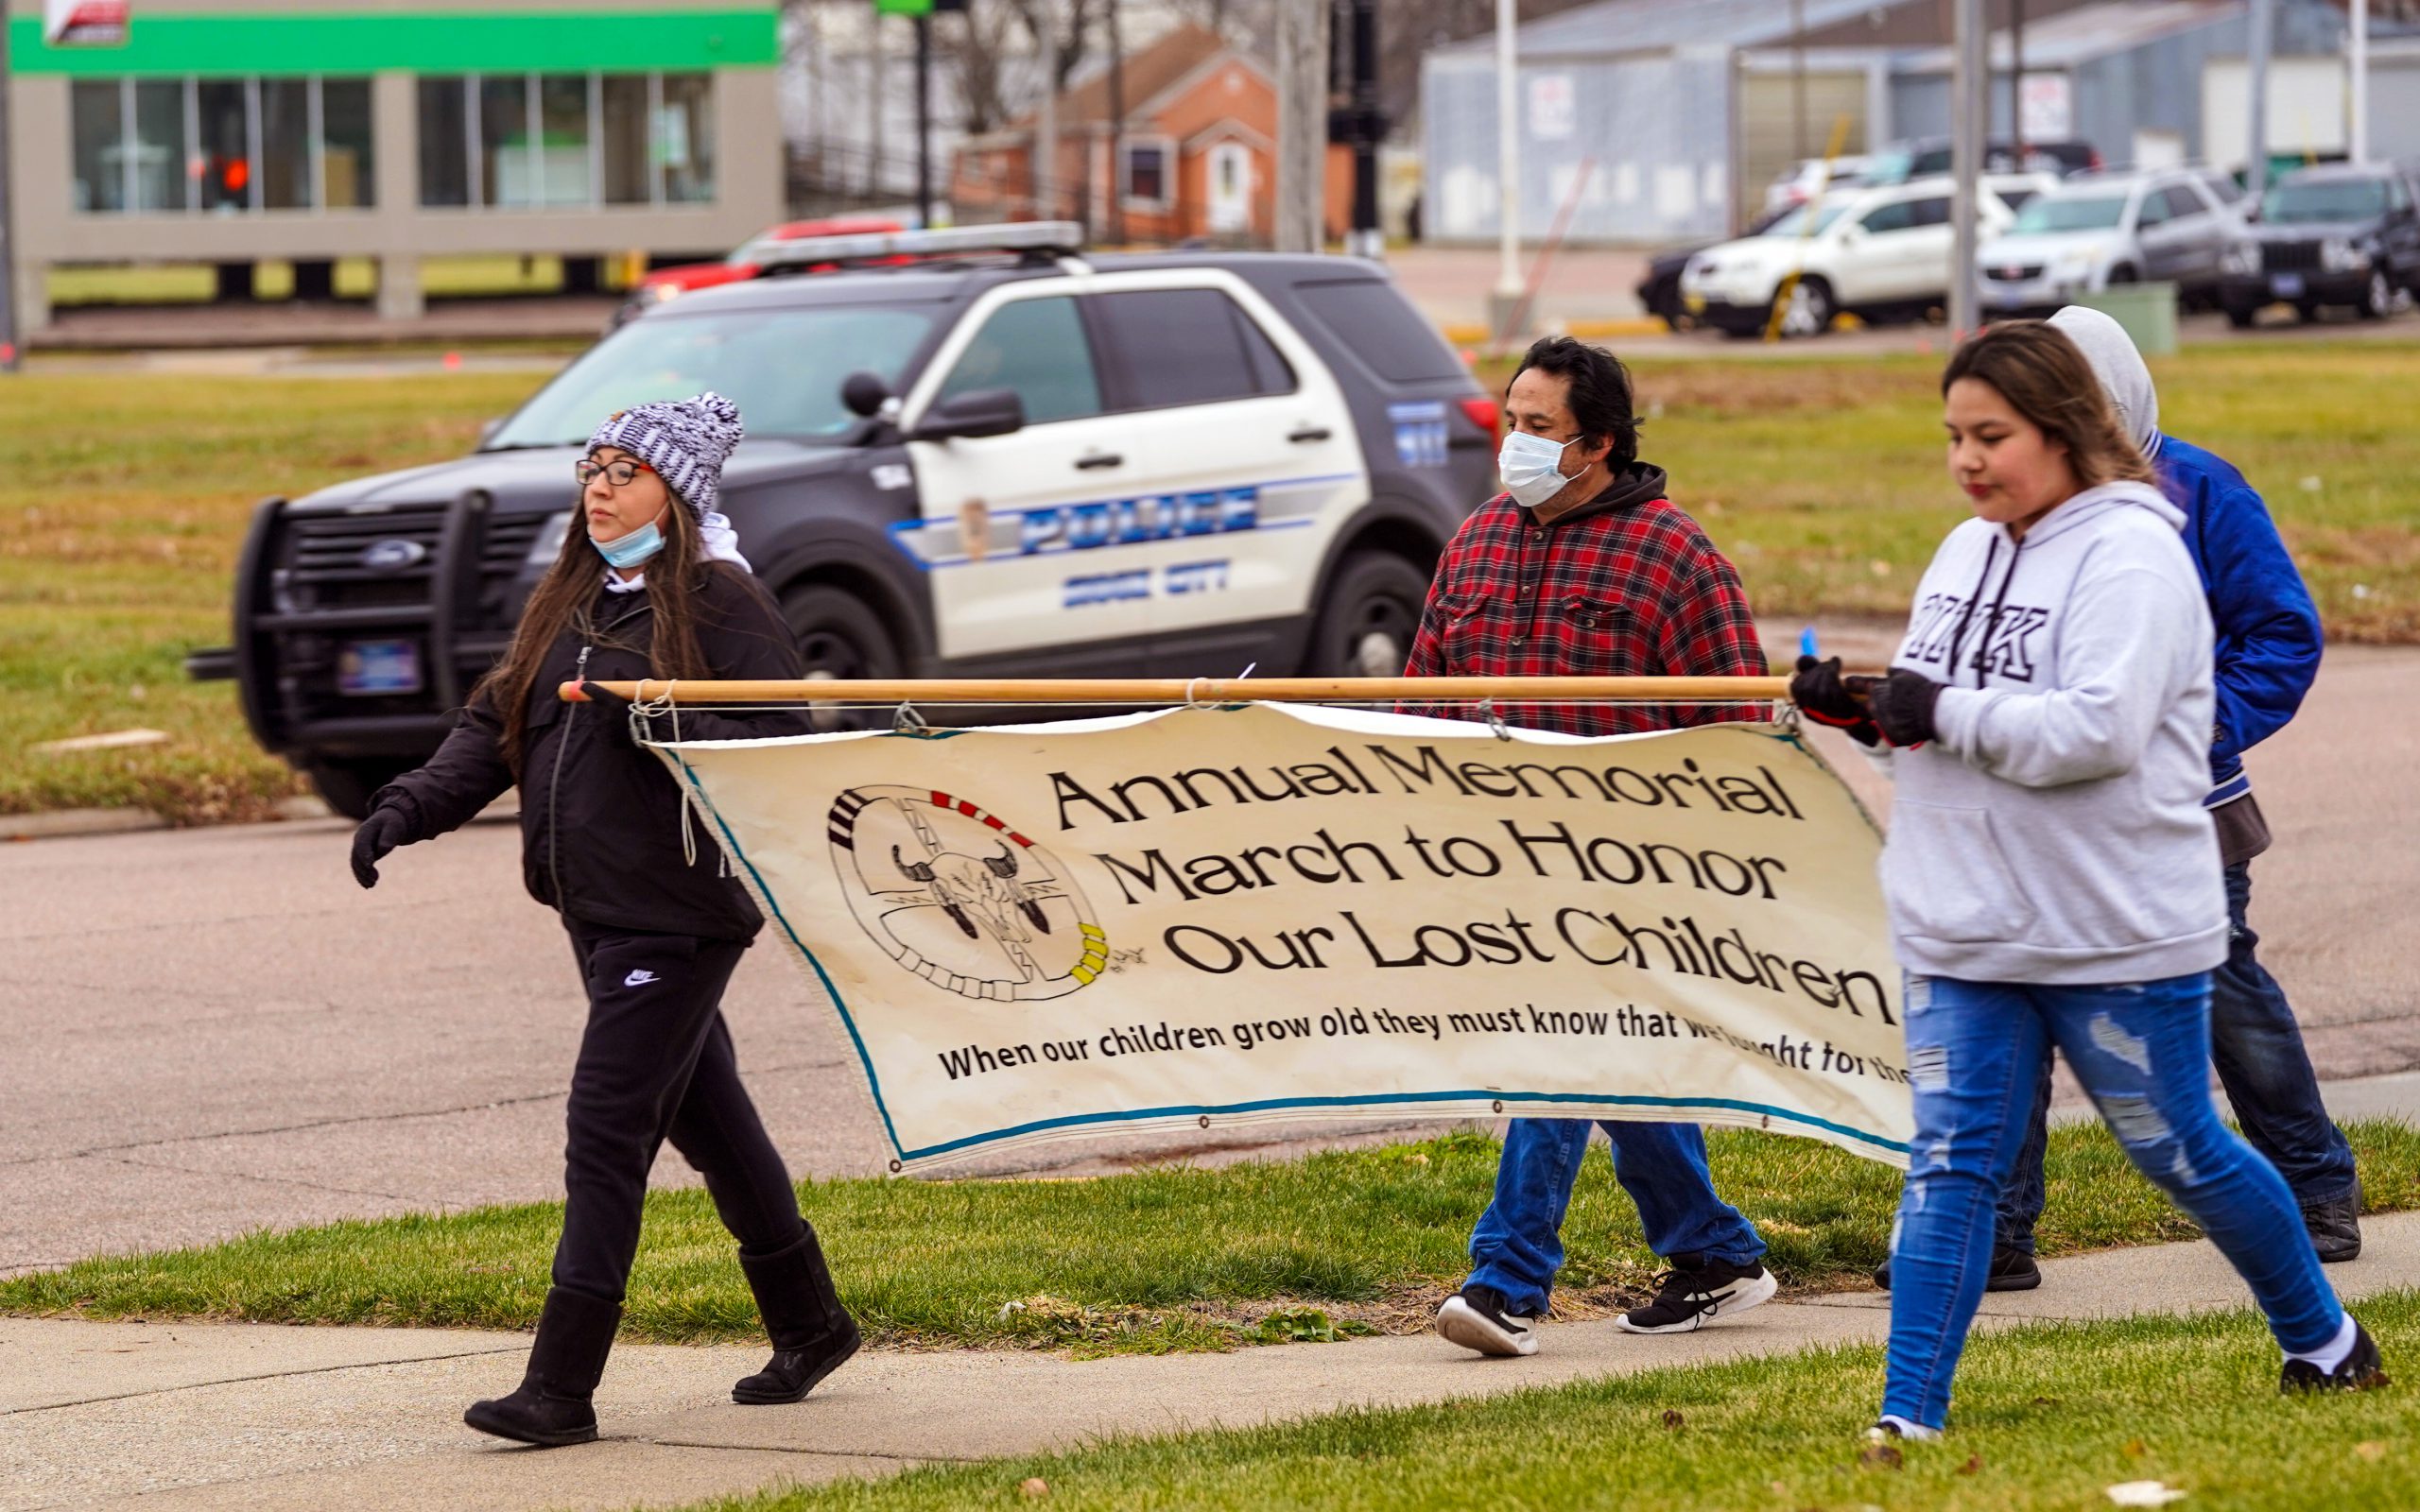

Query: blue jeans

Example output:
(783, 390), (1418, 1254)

(1464, 1117), (1767, 1315)
(1995, 860), (2360, 1252)
(1885, 971), (2343, 1430)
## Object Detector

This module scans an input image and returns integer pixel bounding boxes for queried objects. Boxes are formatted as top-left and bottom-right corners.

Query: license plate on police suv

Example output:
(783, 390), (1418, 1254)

(2272, 272), (2306, 299)
(337, 638), (423, 696)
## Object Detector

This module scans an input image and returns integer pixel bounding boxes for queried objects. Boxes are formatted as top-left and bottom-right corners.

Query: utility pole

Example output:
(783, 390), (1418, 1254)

(1273, 0), (1329, 252)
(0, 9), (19, 372)
(1033, 5), (1055, 218)
(1490, 0), (1519, 339)
(1790, 0), (1806, 163)
(1106, 0), (1126, 244)
(2011, 0), (2026, 162)
(1949, 0), (1983, 338)
(870, 9), (888, 198)
(914, 10), (933, 225)
(2247, 0), (2273, 200)
(2351, 0), (2369, 164)
(1344, 0), (1384, 259)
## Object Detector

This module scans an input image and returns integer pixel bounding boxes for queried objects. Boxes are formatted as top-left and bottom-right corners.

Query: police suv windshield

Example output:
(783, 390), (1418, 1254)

(2011, 194), (2130, 233)
(487, 305), (934, 448)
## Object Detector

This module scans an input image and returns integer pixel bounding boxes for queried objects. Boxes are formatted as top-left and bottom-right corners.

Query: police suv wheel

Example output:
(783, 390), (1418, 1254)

(1309, 552), (1431, 679)
(782, 585), (902, 732)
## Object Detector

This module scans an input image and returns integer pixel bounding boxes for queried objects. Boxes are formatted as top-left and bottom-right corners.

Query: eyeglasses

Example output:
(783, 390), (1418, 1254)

(576, 457), (655, 487)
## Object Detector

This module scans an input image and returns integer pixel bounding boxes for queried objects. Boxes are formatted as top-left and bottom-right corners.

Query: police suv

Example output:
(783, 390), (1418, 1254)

(192, 224), (1501, 817)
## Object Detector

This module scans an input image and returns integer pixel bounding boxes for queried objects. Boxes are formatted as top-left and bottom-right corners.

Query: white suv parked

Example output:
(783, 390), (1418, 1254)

(1681, 175), (2051, 337)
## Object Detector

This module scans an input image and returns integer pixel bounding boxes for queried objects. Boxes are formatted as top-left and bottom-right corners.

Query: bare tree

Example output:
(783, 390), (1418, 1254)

(947, 0), (1030, 134)
(1009, 0), (1098, 93)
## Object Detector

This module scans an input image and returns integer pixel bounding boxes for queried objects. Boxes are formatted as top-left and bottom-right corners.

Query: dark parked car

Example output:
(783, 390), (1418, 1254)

(189, 224), (1500, 817)
(2219, 163), (2420, 325)
(1636, 206), (1791, 331)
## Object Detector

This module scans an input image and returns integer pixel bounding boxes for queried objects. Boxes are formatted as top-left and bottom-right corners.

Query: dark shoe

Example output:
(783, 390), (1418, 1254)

(1873, 1246), (2040, 1294)
(2304, 1188), (2363, 1264)
(1435, 1283), (1540, 1357)
(734, 1320), (863, 1405)
(463, 1287), (620, 1448)
(734, 1227), (861, 1405)
(1618, 1254), (1777, 1333)
(2281, 1318), (2389, 1392)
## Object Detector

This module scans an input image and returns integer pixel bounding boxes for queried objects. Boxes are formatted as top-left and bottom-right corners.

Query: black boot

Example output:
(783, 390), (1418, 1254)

(464, 1287), (621, 1447)
(732, 1228), (861, 1405)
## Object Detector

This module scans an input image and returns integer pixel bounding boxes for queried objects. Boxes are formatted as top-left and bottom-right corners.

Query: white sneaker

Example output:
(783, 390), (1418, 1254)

(1435, 1285), (1540, 1357)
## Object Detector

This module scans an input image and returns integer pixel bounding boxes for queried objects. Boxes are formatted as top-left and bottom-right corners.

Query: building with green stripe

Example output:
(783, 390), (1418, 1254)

(5, 1), (782, 326)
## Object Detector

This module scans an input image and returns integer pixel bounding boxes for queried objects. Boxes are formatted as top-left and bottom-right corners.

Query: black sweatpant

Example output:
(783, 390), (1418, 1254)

(553, 921), (806, 1304)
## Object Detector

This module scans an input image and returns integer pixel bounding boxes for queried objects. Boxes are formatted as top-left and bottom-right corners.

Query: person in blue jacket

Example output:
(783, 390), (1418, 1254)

(1871, 305), (2354, 1296)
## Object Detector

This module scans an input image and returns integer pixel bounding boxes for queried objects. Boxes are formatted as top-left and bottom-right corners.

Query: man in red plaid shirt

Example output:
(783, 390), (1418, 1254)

(1422, 337), (1781, 1358)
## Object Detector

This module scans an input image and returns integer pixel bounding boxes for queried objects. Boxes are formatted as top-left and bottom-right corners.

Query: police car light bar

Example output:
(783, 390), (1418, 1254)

(753, 221), (1087, 271)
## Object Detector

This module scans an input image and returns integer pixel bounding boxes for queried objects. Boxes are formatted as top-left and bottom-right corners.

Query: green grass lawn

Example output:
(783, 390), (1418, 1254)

(4, 342), (2413, 821)
(691, 1291), (2420, 1511)
(7, 1124), (2418, 1353)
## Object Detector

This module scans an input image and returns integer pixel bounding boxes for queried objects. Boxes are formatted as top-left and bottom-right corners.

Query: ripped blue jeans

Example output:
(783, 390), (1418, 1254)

(1883, 972), (2343, 1430)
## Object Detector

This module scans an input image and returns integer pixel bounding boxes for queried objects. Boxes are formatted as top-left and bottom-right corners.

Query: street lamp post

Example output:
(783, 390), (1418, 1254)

(1491, 0), (1521, 342)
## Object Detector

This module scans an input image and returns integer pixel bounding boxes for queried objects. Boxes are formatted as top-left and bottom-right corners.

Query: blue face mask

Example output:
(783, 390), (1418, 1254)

(1496, 429), (1580, 508)
(593, 512), (666, 570)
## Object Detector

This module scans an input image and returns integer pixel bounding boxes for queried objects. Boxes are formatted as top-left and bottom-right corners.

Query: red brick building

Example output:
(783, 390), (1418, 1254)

(951, 24), (1348, 248)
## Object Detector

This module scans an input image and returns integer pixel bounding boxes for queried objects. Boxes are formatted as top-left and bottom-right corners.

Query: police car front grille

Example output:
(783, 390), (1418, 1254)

(281, 506), (445, 610)
(2262, 243), (2322, 273)
(1984, 263), (2044, 282)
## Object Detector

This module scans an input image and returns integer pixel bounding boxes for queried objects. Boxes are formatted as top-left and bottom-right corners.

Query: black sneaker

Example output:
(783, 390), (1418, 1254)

(1435, 1284), (1540, 1357)
(2281, 1319), (2389, 1393)
(2304, 1187), (2362, 1264)
(1873, 1246), (2041, 1293)
(1618, 1254), (1778, 1333)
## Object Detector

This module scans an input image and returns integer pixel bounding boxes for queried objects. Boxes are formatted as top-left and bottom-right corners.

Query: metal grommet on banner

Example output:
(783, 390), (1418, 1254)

(1492, 1100), (1505, 1114)
(889, 1159), (902, 1174)
(1475, 697), (1511, 742)
(1198, 1113), (1212, 1128)
(891, 701), (930, 735)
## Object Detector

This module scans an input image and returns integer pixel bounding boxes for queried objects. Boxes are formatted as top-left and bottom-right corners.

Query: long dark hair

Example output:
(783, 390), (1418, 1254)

(1941, 321), (2156, 489)
(474, 485), (716, 774)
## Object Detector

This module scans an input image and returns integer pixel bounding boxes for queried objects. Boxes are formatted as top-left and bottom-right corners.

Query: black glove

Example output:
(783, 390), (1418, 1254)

(349, 803), (415, 889)
(1866, 668), (1945, 748)
(1789, 655), (1882, 747)
(578, 679), (631, 712)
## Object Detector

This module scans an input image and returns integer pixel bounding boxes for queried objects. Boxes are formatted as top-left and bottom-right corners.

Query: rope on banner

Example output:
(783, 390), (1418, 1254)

(562, 674), (1821, 708)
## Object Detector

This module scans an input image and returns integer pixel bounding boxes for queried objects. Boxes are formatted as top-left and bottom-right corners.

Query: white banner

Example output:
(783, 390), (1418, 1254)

(651, 704), (1911, 1173)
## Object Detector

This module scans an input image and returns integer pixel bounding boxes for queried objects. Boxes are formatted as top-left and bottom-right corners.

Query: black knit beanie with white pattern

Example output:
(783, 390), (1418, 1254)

(585, 391), (745, 516)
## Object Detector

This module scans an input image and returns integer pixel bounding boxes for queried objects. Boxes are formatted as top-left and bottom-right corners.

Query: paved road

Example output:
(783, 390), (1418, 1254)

(4, 642), (2413, 1276)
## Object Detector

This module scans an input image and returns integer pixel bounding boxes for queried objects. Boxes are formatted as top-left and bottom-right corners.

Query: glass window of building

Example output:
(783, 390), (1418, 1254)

(418, 77), (472, 207)
(539, 75), (593, 206)
(196, 79), (252, 212)
(130, 80), (188, 212)
(657, 73), (716, 203)
(478, 74), (533, 208)
(70, 80), (124, 213)
(261, 78), (312, 210)
(321, 78), (375, 209)
(600, 74), (652, 204)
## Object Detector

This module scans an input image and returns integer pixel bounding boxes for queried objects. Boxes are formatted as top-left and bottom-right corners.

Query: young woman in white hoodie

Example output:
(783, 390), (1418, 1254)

(1789, 322), (2380, 1440)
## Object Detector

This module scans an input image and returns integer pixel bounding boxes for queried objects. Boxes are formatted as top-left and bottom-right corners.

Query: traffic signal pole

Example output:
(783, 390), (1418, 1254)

(0, 14), (21, 372)
(915, 11), (934, 226)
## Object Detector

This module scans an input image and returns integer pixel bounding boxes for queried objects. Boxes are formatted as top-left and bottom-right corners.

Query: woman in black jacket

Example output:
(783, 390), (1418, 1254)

(350, 392), (858, 1447)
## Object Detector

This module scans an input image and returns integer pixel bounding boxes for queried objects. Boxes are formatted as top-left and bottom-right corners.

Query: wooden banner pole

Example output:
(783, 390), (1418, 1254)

(560, 676), (1806, 705)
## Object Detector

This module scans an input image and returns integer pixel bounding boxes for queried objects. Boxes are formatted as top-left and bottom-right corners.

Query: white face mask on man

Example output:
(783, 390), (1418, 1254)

(1496, 429), (1580, 508)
